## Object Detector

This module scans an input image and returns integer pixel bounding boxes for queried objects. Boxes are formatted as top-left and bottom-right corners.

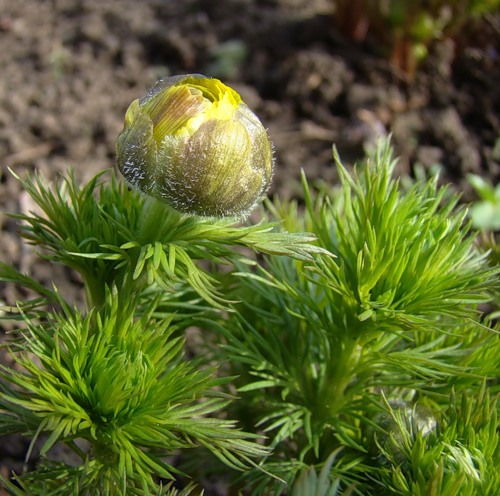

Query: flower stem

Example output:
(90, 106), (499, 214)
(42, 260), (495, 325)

(318, 335), (361, 419)
(137, 196), (175, 244)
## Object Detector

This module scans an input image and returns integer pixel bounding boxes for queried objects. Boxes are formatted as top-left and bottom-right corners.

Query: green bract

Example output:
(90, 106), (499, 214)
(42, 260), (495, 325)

(116, 74), (274, 218)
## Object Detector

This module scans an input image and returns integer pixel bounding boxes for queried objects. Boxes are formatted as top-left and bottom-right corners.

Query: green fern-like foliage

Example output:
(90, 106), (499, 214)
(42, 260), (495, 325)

(209, 140), (499, 493)
(1, 138), (498, 495)
(8, 169), (323, 310)
(375, 386), (499, 496)
(290, 449), (354, 496)
(0, 289), (265, 494)
(0, 477), (202, 496)
(0, 165), (326, 494)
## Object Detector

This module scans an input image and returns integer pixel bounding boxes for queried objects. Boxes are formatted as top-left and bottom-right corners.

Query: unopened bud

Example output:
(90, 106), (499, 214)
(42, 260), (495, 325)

(116, 74), (274, 217)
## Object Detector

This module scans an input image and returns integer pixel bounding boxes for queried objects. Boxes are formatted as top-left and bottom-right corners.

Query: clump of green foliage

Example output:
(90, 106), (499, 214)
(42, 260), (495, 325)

(1, 138), (498, 495)
(332, 0), (500, 76)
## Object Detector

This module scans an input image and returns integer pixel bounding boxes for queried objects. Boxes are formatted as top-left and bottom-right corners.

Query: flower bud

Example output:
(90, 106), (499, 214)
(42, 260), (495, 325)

(367, 400), (437, 465)
(116, 74), (274, 217)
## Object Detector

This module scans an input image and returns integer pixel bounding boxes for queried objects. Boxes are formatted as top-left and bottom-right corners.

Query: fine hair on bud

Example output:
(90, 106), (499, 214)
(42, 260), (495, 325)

(116, 74), (274, 218)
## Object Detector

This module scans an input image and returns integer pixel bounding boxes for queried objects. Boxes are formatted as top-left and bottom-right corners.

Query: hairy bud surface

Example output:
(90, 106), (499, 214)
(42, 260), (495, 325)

(117, 74), (274, 217)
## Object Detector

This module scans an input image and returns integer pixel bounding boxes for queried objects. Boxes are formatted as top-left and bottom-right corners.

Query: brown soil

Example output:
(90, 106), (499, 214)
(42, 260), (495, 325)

(0, 0), (499, 491)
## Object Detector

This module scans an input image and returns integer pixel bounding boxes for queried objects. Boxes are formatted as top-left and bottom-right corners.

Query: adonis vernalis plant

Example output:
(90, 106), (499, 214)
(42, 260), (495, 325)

(203, 141), (499, 494)
(0, 75), (498, 495)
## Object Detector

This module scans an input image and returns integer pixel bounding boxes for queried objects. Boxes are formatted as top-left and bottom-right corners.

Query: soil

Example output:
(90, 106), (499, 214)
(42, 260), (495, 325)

(0, 0), (499, 492)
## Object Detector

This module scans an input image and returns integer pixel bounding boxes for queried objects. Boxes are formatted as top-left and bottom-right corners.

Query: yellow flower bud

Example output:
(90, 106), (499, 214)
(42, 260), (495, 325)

(116, 74), (274, 217)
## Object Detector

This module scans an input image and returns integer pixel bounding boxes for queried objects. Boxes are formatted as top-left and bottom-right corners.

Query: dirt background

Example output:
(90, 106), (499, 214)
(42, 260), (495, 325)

(0, 0), (499, 490)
